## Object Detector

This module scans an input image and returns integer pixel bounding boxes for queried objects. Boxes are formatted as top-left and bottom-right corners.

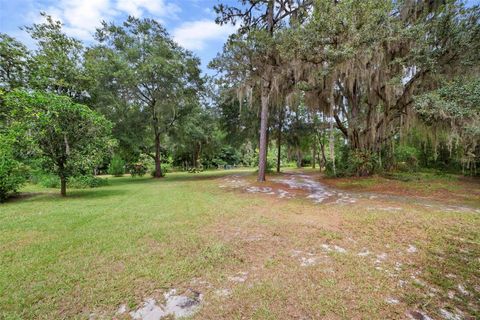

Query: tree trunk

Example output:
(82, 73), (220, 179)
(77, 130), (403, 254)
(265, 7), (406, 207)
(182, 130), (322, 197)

(194, 142), (201, 169)
(312, 144), (316, 169)
(296, 147), (302, 168)
(320, 140), (327, 170)
(154, 134), (163, 178)
(60, 176), (67, 197)
(329, 109), (336, 176)
(276, 109), (283, 173)
(257, 82), (270, 182)
(257, 0), (274, 182)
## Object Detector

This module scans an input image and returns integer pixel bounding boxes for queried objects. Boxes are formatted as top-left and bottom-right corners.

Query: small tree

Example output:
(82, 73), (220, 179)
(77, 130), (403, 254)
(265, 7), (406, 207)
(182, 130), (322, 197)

(5, 90), (113, 196)
(108, 154), (125, 177)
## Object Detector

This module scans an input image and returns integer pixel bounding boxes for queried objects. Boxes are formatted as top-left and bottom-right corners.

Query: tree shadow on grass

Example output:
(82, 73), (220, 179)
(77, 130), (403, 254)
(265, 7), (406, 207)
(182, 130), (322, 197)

(3, 192), (45, 203)
(64, 188), (128, 199)
(2, 188), (128, 204)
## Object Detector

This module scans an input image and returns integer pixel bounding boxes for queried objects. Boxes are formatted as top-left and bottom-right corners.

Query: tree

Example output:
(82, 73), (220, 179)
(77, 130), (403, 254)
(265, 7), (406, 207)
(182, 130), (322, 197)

(24, 13), (86, 100)
(0, 33), (29, 91)
(91, 17), (203, 178)
(214, 0), (312, 181)
(84, 45), (149, 163)
(4, 90), (113, 196)
(415, 78), (480, 173)
(283, 0), (480, 174)
(283, 104), (315, 168)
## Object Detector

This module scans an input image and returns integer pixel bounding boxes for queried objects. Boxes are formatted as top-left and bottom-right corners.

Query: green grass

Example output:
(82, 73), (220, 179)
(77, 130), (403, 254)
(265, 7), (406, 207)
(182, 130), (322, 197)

(1, 168), (479, 319)
(0, 170), (253, 319)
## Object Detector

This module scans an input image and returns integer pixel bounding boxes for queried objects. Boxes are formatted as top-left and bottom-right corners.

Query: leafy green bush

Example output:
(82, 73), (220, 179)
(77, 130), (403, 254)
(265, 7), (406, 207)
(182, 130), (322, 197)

(0, 135), (28, 202)
(108, 154), (125, 177)
(394, 145), (419, 171)
(38, 174), (60, 188)
(128, 163), (148, 177)
(326, 149), (378, 177)
(68, 175), (109, 188)
(161, 163), (171, 173)
(346, 151), (378, 176)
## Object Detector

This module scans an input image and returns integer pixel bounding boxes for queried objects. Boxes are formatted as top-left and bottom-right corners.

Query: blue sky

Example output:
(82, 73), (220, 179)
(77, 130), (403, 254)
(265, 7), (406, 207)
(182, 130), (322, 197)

(0, 0), (237, 74)
(1, 0), (478, 74)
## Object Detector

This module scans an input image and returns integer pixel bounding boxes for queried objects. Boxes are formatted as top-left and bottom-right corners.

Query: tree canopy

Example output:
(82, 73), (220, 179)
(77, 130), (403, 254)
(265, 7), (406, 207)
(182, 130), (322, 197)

(0, 1), (479, 201)
(4, 90), (113, 196)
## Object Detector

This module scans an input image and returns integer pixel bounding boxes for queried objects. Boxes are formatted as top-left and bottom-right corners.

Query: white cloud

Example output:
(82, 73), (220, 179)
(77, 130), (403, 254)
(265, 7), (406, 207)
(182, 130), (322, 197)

(116, 0), (180, 18)
(39, 0), (116, 40)
(173, 19), (236, 51)
(33, 0), (180, 41)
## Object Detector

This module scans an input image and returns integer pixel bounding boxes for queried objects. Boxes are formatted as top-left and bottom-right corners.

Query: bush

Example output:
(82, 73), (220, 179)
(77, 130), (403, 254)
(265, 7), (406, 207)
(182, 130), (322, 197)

(38, 174), (60, 188)
(326, 149), (378, 177)
(0, 136), (27, 202)
(68, 175), (109, 188)
(161, 163), (171, 173)
(128, 163), (148, 177)
(394, 145), (419, 171)
(346, 151), (378, 176)
(108, 154), (125, 177)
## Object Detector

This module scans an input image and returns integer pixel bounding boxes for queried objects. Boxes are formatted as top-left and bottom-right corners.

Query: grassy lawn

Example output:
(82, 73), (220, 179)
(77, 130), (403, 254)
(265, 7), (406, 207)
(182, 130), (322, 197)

(1, 169), (479, 319)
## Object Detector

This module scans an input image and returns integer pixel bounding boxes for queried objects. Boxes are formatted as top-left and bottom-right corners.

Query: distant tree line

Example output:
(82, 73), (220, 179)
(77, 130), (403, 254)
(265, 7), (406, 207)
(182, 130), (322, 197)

(1, 0), (479, 201)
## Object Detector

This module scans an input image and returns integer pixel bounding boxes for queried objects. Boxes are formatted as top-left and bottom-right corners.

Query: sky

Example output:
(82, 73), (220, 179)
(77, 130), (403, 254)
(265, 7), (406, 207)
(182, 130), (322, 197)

(0, 0), (237, 74)
(1, 0), (478, 75)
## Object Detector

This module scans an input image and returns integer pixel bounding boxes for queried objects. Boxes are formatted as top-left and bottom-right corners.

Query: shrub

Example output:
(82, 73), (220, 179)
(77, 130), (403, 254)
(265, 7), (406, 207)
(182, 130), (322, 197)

(108, 155), (125, 177)
(326, 149), (378, 177)
(0, 136), (27, 202)
(128, 163), (148, 177)
(394, 145), (419, 171)
(68, 175), (109, 188)
(38, 174), (60, 188)
(346, 151), (378, 176)
(161, 163), (171, 173)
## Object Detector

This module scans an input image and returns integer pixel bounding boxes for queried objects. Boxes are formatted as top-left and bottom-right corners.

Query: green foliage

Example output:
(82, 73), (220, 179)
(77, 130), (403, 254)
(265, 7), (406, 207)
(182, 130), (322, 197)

(68, 175), (108, 188)
(4, 90), (114, 195)
(36, 173), (60, 188)
(35, 173), (108, 189)
(326, 149), (379, 177)
(161, 163), (171, 174)
(24, 13), (86, 99)
(0, 133), (28, 202)
(150, 163), (170, 177)
(0, 33), (29, 90)
(415, 78), (480, 171)
(108, 155), (125, 177)
(128, 163), (148, 177)
(395, 145), (419, 171)
(254, 153), (276, 173)
(90, 17), (203, 178)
